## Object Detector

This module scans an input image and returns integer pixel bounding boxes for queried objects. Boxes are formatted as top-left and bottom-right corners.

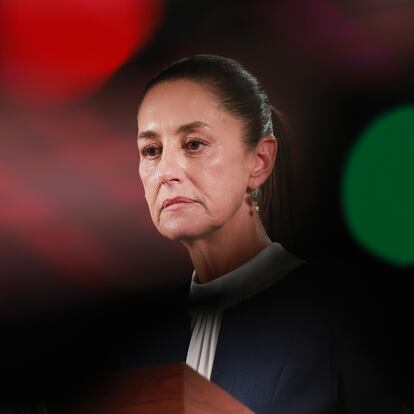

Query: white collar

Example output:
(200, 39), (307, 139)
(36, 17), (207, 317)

(189, 242), (304, 310)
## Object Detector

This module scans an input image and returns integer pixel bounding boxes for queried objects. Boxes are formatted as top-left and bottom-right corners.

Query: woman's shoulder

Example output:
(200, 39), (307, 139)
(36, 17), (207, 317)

(240, 258), (338, 312)
(221, 259), (405, 413)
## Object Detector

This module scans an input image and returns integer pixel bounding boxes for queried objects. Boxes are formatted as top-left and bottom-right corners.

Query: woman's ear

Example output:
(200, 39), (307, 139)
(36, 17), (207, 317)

(248, 136), (277, 190)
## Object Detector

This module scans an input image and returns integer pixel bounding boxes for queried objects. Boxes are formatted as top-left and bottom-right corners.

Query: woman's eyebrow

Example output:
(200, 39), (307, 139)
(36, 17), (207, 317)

(138, 121), (209, 140)
(137, 130), (158, 140)
(176, 121), (209, 135)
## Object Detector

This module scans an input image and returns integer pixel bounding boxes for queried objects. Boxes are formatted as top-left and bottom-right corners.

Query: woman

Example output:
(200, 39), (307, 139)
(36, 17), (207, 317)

(135, 55), (402, 413)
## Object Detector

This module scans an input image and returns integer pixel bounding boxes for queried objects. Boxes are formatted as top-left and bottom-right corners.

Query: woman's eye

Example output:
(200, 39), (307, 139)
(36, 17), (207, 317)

(184, 139), (206, 152)
(142, 146), (161, 158)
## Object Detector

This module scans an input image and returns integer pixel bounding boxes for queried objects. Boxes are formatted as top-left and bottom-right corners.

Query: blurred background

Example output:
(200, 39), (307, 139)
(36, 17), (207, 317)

(0, 0), (413, 409)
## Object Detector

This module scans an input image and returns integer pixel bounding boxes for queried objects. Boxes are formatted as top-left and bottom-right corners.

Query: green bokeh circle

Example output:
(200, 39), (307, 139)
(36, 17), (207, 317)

(341, 105), (414, 267)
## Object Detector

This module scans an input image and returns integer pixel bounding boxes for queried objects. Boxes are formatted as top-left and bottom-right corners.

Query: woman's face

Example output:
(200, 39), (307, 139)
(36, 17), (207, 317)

(137, 79), (257, 241)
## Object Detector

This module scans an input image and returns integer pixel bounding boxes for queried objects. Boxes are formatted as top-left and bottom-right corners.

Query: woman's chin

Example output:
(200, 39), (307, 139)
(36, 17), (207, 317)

(158, 222), (210, 242)
(160, 227), (199, 241)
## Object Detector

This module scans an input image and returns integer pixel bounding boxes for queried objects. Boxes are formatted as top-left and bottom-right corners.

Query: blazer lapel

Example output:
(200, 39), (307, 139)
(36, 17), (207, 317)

(210, 287), (293, 414)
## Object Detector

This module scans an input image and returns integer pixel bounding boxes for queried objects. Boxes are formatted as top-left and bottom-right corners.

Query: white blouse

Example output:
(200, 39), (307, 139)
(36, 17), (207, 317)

(185, 242), (304, 380)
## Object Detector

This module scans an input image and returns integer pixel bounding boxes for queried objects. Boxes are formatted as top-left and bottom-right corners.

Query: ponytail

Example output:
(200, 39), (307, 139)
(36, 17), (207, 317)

(260, 107), (294, 249)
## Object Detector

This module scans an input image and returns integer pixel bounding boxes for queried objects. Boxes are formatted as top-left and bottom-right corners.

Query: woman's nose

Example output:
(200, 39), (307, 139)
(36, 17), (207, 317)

(157, 148), (183, 184)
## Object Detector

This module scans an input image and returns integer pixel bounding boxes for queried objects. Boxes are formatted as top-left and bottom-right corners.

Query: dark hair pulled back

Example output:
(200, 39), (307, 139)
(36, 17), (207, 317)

(142, 54), (292, 246)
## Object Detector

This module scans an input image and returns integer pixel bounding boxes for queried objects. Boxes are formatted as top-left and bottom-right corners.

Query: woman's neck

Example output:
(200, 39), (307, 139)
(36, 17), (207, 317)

(182, 212), (271, 284)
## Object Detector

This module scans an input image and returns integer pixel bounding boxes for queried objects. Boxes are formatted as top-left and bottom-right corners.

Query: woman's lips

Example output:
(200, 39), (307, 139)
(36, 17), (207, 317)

(161, 197), (195, 211)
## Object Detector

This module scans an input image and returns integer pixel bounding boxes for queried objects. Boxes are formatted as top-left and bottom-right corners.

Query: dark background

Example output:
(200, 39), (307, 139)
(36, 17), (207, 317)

(0, 0), (413, 410)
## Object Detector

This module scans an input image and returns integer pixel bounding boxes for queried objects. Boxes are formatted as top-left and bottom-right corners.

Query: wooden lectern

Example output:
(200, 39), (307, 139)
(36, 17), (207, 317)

(59, 362), (253, 413)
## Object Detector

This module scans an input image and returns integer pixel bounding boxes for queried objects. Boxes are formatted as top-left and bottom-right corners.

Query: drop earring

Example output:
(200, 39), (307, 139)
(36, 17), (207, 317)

(250, 188), (261, 213)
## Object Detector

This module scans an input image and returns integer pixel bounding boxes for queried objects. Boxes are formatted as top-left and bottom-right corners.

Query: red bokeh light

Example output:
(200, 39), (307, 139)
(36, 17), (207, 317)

(1, 0), (164, 104)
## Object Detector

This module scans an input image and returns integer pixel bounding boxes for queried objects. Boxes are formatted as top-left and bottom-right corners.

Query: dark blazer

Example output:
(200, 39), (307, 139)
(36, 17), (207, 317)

(0, 263), (404, 414)
(124, 262), (404, 414)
